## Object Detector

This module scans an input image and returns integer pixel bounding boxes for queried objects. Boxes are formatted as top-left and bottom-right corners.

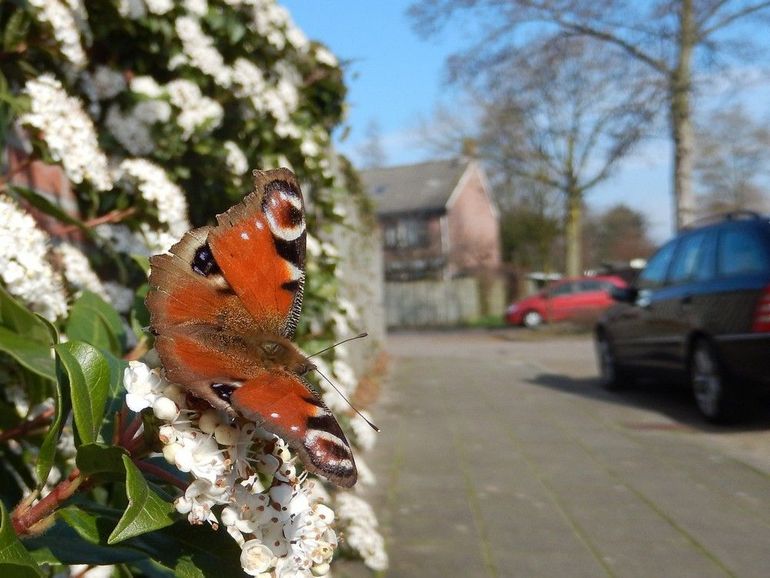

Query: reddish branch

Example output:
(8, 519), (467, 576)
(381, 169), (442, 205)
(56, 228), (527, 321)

(12, 469), (82, 537)
(59, 207), (137, 234)
(0, 408), (55, 444)
(134, 460), (188, 491)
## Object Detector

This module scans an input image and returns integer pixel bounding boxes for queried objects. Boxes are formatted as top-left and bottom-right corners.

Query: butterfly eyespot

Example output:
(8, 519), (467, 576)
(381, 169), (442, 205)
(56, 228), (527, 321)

(211, 383), (236, 402)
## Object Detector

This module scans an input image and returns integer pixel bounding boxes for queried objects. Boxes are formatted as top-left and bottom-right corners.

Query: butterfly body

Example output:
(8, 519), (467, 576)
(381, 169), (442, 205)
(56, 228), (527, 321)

(146, 168), (357, 487)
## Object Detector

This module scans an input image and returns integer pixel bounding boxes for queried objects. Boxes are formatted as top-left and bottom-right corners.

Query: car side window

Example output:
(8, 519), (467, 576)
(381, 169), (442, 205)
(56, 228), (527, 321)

(579, 280), (603, 292)
(669, 232), (705, 284)
(550, 282), (574, 296)
(718, 228), (769, 277)
(693, 231), (717, 281)
(637, 241), (677, 289)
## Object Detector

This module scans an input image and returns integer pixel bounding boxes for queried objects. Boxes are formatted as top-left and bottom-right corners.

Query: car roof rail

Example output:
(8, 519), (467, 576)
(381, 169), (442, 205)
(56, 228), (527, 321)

(683, 210), (764, 230)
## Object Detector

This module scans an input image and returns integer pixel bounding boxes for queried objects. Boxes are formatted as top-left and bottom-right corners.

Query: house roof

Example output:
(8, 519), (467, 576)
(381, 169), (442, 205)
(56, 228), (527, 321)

(360, 158), (472, 216)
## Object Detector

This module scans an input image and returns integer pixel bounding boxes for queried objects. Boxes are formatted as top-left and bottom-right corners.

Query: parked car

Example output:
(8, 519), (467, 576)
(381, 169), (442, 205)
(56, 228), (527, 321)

(595, 212), (770, 422)
(506, 276), (627, 328)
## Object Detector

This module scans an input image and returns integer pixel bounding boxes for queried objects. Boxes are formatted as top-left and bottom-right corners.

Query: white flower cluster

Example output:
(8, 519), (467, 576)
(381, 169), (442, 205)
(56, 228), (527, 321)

(249, 0), (307, 51)
(105, 100), (171, 155)
(55, 242), (109, 300)
(29, 0), (87, 69)
(22, 75), (113, 191)
(175, 16), (232, 88)
(122, 361), (338, 577)
(224, 141), (249, 177)
(335, 493), (388, 572)
(117, 159), (191, 240)
(91, 66), (127, 100)
(166, 79), (224, 140)
(0, 196), (69, 320)
(103, 281), (136, 314)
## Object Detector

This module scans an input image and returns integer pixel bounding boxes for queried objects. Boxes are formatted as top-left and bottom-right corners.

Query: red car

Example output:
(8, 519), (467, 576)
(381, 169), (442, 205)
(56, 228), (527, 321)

(506, 276), (627, 328)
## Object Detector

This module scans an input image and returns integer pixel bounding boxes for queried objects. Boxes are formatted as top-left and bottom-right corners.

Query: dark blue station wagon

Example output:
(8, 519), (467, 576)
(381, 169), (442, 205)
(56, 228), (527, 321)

(595, 213), (770, 422)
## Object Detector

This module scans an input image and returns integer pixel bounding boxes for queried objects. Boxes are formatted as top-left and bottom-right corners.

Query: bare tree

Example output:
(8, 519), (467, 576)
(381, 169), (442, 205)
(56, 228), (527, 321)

(357, 119), (388, 168)
(694, 105), (770, 216)
(585, 204), (657, 267)
(410, 0), (770, 230)
(473, 37), (656, 275)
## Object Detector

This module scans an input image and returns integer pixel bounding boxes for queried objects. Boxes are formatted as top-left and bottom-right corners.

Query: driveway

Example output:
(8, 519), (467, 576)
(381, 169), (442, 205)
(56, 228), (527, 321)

(345, 330), (770, 578)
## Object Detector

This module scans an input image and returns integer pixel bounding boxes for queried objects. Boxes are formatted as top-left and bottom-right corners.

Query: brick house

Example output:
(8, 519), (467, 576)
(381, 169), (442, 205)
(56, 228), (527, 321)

(360, 158), (501, 281)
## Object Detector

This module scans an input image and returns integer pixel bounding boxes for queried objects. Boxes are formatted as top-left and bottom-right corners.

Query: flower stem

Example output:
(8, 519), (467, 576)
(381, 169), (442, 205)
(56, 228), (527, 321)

(134, 460), (188, 491)
(12, 468), (82, 537)
(0, 408), (55, 444)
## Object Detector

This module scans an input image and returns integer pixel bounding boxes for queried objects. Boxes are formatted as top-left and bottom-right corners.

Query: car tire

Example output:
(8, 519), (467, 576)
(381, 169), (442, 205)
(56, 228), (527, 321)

(595, 331), (626, 391)
(690, 338), (741, 423)
(522, 310), (543, 328)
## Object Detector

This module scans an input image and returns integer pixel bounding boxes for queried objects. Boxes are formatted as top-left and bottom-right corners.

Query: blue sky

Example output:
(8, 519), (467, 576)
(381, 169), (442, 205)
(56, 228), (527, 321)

(283, 1), (770, 243)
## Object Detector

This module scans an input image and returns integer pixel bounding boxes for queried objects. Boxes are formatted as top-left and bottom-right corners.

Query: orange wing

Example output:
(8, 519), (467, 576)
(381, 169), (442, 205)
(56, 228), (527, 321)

(208, 168), (306, 339)
(231, 370), (357, 488)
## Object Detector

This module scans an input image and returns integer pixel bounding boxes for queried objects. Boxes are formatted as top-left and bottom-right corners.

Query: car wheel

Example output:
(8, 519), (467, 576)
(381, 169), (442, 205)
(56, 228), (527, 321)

(522, 310), (543, 328)
(690, 339), (740, 423)
(595, 331), (624, 390)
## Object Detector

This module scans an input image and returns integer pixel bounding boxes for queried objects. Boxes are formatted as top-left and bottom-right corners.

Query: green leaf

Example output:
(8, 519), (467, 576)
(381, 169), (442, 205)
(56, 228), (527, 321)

(0, 502), (43, 578)
(76, 444), (128, 479)
(54, 342), (111, 445)
(108, 456), (175, 544)
(36, 353), (69, 487)
(0, 327), (55, 381)
(0, 285), (52, 344)
(66, 292), (126, 356)
(27, 515), (147, 566)
(3, 9), (30, 51)
(44, 503), (245, 575)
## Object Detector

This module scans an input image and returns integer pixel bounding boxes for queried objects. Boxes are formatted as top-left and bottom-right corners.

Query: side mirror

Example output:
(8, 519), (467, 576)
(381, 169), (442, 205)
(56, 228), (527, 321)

(610, 286), (638, 303)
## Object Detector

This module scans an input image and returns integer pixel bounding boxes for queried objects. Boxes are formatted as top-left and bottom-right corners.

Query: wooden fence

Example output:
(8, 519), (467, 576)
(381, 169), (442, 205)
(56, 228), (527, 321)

(385, 276), (505, 328)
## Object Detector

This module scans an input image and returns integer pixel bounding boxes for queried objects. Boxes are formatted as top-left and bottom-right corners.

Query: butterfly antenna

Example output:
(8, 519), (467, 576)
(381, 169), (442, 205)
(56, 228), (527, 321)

(307, 332), (368, 359)
(313, 366), (380, 432)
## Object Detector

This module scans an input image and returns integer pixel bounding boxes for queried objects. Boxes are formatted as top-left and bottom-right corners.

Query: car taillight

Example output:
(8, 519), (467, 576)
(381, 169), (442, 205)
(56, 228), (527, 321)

(752, 285), (770, 332)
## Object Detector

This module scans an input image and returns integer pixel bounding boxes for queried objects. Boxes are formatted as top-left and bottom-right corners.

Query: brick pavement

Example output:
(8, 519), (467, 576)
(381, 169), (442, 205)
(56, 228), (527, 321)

(338, 331), (770, 578)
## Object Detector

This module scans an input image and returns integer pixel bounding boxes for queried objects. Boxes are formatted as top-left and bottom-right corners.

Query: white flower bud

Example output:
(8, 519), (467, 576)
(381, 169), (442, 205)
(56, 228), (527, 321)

(198, 410), (220, 434)
(153, 396), (178, 420)
(312, 562), (331, 576)
(162, 442), (180, 465)
(214, 424), (238, 446)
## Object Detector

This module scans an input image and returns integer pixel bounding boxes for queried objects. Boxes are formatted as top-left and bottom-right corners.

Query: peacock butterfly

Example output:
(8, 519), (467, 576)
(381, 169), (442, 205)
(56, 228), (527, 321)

(146, 168), (357, 487)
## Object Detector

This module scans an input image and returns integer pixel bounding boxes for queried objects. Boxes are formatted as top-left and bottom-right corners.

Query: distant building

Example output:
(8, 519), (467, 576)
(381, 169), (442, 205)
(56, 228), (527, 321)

(360, 158), (501, 281)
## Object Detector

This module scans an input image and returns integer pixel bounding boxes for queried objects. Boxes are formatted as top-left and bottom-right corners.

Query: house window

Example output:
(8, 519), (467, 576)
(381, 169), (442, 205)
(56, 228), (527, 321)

(384, 217), (428, 249)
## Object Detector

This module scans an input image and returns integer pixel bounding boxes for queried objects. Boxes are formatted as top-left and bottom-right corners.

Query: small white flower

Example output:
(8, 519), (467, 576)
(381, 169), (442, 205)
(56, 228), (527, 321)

(314, 46), (338, 67)
(224, 141), (249, 177)
(130, 75), (163, 98)
(145, 0), (174, 14)
(241, 540), (276, 576)
(123, 361), (168, 412)
(55, 242), (108, 300)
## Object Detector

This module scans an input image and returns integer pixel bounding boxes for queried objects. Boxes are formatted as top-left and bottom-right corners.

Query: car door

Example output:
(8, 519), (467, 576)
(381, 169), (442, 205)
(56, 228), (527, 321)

(545, 281), (576, 321)
(567, 279), (609, 320)
(610, 240), (678, 368)
(654, 230), (710, 372)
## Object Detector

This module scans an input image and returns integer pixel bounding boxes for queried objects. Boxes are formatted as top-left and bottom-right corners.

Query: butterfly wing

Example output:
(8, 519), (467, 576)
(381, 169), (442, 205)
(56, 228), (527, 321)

(231, 370), (357, 488)
(207, 168), (306, 339)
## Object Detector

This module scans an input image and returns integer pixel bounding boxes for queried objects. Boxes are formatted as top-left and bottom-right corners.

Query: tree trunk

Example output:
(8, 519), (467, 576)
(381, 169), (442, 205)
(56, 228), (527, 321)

(670, 0), (696, 230)
(564, 187), (582, 276)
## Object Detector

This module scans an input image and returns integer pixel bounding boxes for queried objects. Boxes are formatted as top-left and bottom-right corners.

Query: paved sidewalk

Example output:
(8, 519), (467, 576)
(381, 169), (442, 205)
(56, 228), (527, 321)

(341, 331), (770, 578)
